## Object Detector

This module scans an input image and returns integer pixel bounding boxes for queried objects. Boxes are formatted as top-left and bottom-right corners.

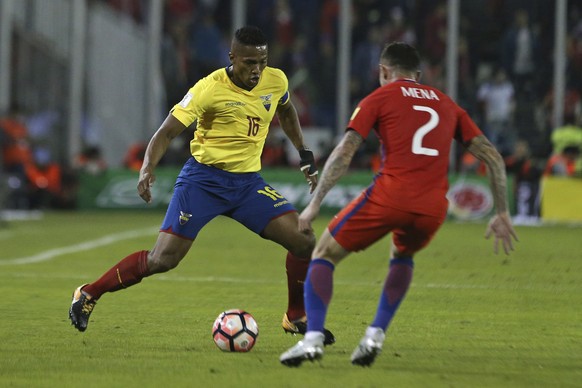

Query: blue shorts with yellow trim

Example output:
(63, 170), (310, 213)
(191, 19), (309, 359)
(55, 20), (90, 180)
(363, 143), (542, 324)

(160, 157), (296, 240)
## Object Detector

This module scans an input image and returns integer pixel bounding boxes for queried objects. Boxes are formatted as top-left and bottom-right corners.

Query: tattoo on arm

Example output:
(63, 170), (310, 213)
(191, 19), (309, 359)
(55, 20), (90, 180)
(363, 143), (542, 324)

(312, 130), (363, 205)
(466, 135), (508, 213)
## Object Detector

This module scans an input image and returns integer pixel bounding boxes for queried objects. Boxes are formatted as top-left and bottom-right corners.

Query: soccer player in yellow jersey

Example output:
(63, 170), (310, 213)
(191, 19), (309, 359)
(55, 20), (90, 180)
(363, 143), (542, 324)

(69, 26), (335, 345)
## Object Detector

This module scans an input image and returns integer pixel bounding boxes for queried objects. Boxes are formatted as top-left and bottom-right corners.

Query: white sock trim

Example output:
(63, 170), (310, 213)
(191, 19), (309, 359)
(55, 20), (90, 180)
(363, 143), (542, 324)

(366, 326), (384, 337)
(305, 331), (325, 342)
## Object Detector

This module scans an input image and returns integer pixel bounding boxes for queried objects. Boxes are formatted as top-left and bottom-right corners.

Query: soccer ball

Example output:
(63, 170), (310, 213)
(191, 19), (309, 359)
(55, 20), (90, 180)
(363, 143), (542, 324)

(212, 309), (259, 352)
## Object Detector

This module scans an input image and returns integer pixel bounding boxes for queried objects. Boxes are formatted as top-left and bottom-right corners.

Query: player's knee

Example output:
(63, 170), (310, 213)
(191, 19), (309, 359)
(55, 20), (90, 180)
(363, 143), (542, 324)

(288, 232), (316, 258)
(391, 243), (418, 258)
(312, 244), (337, 261)
(147, 251), (182, 274)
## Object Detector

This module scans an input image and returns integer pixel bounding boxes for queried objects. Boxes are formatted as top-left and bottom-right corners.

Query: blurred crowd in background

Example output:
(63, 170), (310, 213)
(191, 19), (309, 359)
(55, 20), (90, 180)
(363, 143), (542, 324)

(2, 0), (582, 212)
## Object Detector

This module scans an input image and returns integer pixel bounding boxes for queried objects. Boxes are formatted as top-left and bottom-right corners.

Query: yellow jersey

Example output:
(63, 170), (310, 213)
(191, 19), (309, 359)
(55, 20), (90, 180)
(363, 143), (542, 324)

(171, 67), (290, 173)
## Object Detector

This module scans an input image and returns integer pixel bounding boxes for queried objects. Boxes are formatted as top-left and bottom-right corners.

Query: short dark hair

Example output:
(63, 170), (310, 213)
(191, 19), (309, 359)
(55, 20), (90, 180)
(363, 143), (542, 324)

(380, 42), (420, 72)
(234, 26), (267, 46)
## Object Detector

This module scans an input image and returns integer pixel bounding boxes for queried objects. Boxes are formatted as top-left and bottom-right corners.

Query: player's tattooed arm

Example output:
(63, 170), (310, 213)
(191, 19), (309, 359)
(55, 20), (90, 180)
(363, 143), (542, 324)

(466, 134), (518, 254)
(465, 135), (508, 213)
(311, 129), (363, 205)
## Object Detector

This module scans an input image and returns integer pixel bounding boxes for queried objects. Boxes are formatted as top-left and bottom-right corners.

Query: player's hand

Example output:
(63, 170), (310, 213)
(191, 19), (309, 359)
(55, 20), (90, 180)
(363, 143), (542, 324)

(485, 212), (519, 255)
(298, 202), (320, 233)
(299, 148), (318, 193)
(137, 167), (156, 204)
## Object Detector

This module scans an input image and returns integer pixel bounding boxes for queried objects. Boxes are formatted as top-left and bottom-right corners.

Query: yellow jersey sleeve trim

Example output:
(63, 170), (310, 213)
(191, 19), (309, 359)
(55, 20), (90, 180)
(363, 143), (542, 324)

(170, 82), (205, 127)
(170, 108), (193, 127)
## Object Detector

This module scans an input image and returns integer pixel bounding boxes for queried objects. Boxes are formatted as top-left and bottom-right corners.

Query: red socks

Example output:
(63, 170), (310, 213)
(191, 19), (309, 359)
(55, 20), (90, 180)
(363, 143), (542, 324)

(83, 250), (150, 300)
(285, 252), (310, 321)
(83, 250), (309, 318)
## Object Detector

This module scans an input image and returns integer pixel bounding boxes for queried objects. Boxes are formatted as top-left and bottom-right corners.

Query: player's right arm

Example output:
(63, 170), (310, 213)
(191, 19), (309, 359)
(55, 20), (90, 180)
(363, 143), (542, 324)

(298, 129), (363, 232)
(138, 114), (187, 203)
(465, 134), (519, 254)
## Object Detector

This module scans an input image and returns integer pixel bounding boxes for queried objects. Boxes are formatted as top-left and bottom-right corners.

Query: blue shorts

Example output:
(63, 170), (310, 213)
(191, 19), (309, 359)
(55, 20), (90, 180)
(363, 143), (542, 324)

(160, 157), (296, 240)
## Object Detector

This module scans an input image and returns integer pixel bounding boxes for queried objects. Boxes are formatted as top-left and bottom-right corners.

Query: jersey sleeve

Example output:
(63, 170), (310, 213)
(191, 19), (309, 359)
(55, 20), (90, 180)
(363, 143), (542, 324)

(346, 93), (379, 139)
(454, 107), (483, 144)
(171, 80), (207, 127)
(274, 68), (290, 106)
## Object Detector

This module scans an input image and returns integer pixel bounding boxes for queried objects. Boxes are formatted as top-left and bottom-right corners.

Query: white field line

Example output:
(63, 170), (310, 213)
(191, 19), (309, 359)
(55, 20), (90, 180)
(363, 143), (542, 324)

(0, 226), (158, 265)
(155, 276), (569, 291)
(0, 271), (576, 291)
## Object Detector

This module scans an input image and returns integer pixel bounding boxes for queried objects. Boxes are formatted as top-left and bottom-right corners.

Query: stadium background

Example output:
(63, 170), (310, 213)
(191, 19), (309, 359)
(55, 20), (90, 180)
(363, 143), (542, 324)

(1, 3), (581, 386)
(1, 0), (581, 222)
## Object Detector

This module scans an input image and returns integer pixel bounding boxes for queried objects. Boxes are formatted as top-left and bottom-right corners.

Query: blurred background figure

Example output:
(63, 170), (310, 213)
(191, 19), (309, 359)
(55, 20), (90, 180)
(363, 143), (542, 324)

(544, 145), (581, 177)
(24, 147), (78, 210)
(504, 139), (542, 225)
(0, 106), (33, 209)
(188, 10), (228, 82)
(161, 22), (191, 112)
(477, 67), (516, 156)
(74, 146), (108, 176)
(262, 135), (289, 167)
(549, 115), (582, 156)
(0, 106), (32, 176)
(24, 147), (63, 209)
(544, 115), (582, 177)
(351, 24), (384, 102)
(123, 143), (147, 172)
(501, 9), (539, 100)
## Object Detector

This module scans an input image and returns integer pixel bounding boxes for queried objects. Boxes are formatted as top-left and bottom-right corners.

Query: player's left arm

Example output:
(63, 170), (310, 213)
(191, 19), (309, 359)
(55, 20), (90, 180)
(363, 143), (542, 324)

(276, 100), (318, 192)
(465, 134), (519, 254)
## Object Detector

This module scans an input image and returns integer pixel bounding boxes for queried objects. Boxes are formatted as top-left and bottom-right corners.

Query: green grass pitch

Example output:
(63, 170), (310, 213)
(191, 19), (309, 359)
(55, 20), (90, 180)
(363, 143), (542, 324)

(0, 211), (580, 387)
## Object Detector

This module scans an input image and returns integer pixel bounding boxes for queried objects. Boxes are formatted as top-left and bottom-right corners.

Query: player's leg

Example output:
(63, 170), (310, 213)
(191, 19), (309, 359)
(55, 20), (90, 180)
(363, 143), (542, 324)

(83, 232), (193, 300)
(306, 190), (396, 332)
(262, 211), (312, 322)
(372, 215), (443, 328)
(350, 247), (413, 367)
(230, 178), (334, 345)
(69, 169), (217, 332)
(282, 186), (420, 366)
(281, 187), (393, 366)
(69, 233), (193, 332)
(351, 212), (444, 366)
(261, 209), (314, 258)
(279, 227), (350, 366)
(261, 210), (313, 317)
(260, 211), (337, 345)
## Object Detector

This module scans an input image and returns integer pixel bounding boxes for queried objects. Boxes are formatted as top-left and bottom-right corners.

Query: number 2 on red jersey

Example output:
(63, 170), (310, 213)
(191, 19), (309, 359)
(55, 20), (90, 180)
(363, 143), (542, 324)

(412, 105), (439, 156)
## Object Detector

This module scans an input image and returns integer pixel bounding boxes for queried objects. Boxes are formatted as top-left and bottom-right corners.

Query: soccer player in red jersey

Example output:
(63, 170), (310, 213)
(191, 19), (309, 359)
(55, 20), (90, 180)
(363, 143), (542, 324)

(280, 42), (518, 367)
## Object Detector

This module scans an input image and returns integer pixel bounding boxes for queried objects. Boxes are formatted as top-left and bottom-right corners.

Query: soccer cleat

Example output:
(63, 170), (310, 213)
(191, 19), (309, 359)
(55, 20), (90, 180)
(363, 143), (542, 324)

(69, 284), (96, 332)
(282, 313), (336, 346)
(280, 333), (325, 367)
(350, 327), (385, 366)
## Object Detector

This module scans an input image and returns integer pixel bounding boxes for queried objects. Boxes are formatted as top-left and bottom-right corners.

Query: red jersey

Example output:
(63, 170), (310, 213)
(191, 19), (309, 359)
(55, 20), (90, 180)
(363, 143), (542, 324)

(347, 79), (482, 217)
